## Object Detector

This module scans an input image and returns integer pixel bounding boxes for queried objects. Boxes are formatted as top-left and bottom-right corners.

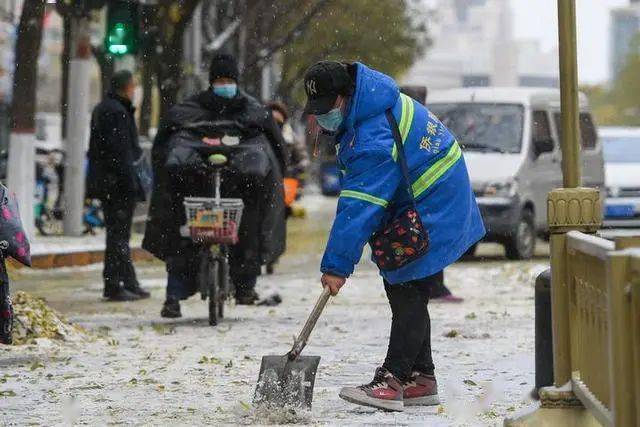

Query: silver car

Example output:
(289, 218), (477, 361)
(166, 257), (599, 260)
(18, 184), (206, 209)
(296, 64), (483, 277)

(601, 127), (640, 228)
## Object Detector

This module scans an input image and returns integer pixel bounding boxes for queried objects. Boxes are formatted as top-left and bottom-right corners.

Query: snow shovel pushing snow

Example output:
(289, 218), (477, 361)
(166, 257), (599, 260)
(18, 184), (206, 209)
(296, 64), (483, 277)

(254, 287), (331, 408)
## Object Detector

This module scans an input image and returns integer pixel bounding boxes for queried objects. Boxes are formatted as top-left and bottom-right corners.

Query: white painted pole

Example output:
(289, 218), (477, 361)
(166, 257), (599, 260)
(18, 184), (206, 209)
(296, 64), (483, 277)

(6, 131), (35, 239)
(63, 16), (90, 236)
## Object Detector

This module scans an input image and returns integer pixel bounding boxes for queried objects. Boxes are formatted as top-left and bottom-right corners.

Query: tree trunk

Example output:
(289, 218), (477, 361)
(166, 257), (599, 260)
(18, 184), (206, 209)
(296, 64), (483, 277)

(8, 0), (45, 238)
(11, 0), (45, 132)
(61, 15), (71, 139)
(92, 46), (114, 97)
(154, 0), (202, 118)
(139, 4), (157, 136)
(157, 41), (182, 119)
(139, 57), (154, 136)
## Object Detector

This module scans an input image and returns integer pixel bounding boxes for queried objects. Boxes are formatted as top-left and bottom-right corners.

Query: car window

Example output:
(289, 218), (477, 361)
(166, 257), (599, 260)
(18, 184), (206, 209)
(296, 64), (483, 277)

(553, 112), (598, 150)
(532, 110), (552, 145)
(602, 136), (640, 163)
(427, 103), (524, 153)
(579, 114), (597, 150)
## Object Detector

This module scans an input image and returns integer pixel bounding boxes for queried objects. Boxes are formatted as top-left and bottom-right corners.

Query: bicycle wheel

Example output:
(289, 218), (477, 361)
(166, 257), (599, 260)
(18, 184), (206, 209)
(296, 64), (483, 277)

(217, 254), (229, 319)
(35, 215), (49, 236)
(38, 218), (63, 236)
(208, 257), (219, 326)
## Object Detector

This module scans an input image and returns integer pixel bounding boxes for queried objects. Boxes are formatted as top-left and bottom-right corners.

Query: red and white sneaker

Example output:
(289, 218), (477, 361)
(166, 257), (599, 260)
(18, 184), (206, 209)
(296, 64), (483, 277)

(403, 371), (440, 406)
(432, 294), (464, 303)
(339, 367), (404, 412)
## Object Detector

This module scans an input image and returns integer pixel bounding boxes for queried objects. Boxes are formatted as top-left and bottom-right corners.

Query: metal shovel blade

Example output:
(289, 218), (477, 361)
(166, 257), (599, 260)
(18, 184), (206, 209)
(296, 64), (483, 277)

(253, 355), (321, 408)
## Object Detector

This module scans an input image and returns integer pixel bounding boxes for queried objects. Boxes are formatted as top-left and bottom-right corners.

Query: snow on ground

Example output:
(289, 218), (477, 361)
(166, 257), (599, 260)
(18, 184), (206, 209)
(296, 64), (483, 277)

(2, 195), (547, 426)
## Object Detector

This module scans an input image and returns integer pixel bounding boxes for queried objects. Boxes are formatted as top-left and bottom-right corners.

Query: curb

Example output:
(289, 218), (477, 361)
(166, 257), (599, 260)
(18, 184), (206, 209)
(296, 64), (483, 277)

(9, 247), (155, 270)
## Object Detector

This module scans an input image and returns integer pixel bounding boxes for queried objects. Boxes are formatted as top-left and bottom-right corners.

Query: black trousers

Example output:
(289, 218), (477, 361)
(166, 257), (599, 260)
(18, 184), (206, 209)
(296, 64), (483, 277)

(165, 242), (258, 300)
(425, 270), (453, 298)
(102, 198), (137, 290)
(382, 274), (437, 382)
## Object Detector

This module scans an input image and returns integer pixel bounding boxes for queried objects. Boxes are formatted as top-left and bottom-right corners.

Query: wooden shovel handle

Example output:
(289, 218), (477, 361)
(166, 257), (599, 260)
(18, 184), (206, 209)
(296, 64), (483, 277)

(288, 286), (331, 360)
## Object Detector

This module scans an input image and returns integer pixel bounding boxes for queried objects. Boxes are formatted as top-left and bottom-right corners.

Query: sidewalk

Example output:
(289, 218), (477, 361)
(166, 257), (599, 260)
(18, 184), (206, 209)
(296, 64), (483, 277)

(3, 194), (545, 425)
(17, 232), (153, 269)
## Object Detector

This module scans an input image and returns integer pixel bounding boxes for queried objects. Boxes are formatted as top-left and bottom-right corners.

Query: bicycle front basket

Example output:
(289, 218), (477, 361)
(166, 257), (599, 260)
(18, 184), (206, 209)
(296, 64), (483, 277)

(183, 197), (244, 245)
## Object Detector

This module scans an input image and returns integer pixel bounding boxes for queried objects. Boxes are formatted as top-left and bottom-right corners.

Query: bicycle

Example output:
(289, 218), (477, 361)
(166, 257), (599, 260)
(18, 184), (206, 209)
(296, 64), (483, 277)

(181, 153), (244, 326)
(34, 150), (104, 236)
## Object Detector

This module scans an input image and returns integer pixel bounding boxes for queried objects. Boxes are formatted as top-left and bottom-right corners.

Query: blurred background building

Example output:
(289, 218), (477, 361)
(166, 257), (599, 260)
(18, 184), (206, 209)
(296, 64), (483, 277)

(610, 0), (640, 79)
(403, 0), (559, 89)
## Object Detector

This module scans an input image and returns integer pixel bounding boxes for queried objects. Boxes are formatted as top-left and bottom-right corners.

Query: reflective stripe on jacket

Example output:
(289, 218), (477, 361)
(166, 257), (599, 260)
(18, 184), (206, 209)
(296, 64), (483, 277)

(320, 63), (485, 284)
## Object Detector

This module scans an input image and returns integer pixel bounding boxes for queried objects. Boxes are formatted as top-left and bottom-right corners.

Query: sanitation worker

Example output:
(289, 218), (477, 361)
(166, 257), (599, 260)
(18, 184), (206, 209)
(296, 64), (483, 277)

(303, 61), (485, 412)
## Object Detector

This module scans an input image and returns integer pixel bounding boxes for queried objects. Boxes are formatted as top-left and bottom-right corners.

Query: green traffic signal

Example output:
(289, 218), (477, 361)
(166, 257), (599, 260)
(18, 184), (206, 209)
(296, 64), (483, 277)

(107, 23), (129, 55)
(105, 1), (138, 56)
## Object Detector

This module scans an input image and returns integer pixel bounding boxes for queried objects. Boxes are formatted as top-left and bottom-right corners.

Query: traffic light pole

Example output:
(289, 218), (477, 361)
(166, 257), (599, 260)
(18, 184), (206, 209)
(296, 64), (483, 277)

(557, 0), (581, 188)
(506, 2), (603, 424)
(63, 14), (91, 236)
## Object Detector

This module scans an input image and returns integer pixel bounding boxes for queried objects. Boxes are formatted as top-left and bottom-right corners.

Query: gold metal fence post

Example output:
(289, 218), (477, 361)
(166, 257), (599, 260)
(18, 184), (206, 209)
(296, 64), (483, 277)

(607, 254), (637, 426)
(504, 2), (605, 424)
(548, 0), (602, 388)
(549, 229), (570, 386)
(631, 263), (640, 424)
(548, 189), (601, 387)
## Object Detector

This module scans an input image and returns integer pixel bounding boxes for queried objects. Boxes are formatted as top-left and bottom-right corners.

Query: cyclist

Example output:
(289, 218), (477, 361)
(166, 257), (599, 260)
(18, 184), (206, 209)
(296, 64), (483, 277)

(143, 54), (288, 318)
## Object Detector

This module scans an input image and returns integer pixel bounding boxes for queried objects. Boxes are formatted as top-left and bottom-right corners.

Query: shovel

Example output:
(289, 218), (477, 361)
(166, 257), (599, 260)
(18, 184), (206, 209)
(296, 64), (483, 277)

(254, 287), (331, 408)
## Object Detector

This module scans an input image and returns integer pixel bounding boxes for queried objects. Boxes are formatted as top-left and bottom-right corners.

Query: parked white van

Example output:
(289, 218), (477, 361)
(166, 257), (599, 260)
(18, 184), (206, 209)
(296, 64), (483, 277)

(428, 87), (605, 259)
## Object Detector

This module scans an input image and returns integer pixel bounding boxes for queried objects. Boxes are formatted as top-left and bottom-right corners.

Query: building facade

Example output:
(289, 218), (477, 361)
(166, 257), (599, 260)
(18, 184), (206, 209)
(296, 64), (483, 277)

(403, 0), (558, 90)
(610, 0), (640, 79)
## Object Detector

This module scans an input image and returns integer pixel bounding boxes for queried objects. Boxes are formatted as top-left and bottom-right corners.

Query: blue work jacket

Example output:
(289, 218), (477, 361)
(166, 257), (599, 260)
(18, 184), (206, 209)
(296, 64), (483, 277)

(320, 63), (485, 284)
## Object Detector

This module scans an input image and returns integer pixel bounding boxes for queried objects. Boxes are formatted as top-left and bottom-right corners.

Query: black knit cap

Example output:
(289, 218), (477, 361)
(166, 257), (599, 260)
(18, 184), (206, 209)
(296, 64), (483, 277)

(303, 61), (353, 115)
(209, 53), (239, 83)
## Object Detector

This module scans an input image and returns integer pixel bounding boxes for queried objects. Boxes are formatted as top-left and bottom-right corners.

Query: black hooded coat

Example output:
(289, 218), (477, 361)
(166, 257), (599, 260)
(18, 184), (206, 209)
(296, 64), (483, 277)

(142, 89), (287, 276)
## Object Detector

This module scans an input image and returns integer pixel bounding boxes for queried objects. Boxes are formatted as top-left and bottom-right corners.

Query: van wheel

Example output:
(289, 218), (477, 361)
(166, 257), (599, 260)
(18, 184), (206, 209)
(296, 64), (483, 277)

(504, 209), (536, 260)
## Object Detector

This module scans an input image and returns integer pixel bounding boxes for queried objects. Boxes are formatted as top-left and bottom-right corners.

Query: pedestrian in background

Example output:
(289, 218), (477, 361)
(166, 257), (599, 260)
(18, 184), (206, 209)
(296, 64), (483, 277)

(267, 101), (310, 185)
(304, 61), (485, 411)
(86, 70), (149, 302)
(265, 101), (310, 274)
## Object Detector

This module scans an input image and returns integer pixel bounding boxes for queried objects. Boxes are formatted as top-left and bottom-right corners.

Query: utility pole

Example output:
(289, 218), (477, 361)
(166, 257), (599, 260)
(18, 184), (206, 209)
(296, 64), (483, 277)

(63, 12), (92, 236)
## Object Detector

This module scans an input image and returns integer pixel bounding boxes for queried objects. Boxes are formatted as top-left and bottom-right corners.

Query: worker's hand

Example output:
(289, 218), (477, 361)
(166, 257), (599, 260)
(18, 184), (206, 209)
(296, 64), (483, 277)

(321, 273), (346, 296)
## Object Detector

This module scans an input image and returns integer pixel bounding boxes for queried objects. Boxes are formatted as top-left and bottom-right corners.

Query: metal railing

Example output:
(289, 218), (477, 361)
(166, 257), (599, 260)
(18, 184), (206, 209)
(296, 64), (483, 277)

(554, 231), (640, 426)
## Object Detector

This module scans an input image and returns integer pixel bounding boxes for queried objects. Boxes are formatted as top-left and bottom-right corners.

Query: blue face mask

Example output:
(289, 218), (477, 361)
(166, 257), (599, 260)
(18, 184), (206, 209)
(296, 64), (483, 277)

(315, 108), (343, 133)
(213, 83), (238, 99)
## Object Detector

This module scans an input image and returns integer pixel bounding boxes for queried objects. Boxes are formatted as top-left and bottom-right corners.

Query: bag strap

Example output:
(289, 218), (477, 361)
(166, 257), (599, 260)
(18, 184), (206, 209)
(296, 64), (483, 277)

(385, 109), (417, 209)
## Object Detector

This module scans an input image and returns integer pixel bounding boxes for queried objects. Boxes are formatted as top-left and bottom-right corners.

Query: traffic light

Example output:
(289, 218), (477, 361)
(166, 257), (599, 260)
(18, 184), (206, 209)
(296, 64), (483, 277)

(104, 0), (139, 56)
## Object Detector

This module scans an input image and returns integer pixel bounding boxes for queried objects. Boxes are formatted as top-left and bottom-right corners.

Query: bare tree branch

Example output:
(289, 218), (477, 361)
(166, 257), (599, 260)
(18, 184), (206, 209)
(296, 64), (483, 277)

(11, 0), (45, 132)
(245, 0), (333, 68)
